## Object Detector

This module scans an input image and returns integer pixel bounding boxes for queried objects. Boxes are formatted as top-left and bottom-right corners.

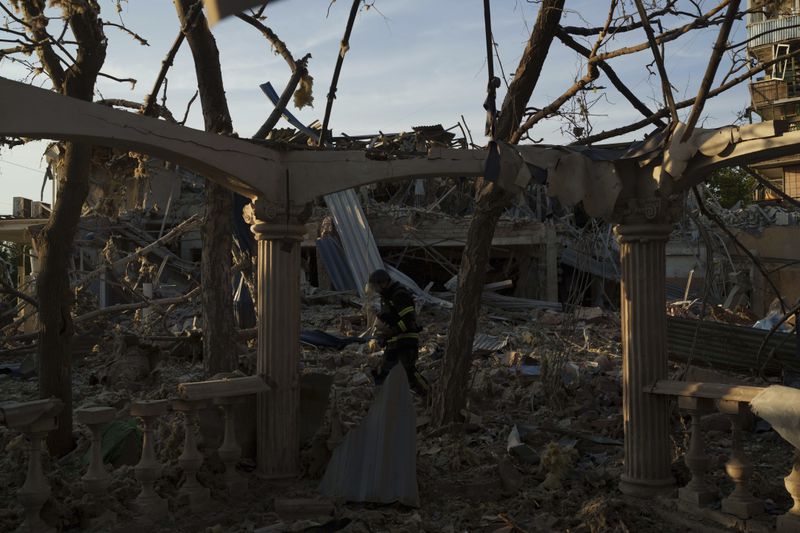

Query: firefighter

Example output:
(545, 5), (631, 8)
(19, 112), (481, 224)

(368, 269), (428, 396)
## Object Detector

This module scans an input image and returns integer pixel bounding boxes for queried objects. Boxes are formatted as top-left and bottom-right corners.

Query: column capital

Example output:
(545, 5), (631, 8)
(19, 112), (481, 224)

(613, 223), (673, 244)
(245, 198), (311, 241)
(613, 196), (678, 227)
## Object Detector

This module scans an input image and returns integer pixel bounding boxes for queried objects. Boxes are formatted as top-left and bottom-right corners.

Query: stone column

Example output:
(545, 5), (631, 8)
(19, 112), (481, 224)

(615, 221), (675, 497)
(247, 200), (308, 478)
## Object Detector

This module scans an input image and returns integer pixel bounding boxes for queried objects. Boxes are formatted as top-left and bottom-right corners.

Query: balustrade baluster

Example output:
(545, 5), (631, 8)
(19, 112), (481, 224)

(19, 420), (57, 533)
(76, 407), (115, 496)
(172, 399), (210, 508)
(131, 400), (169, 519)
(1, 399), (62, 533)
(678, 397), (718, 506)
(214, 396), (247, 493)
(719, 400), (763, 519)
(778, 453), (800, 532)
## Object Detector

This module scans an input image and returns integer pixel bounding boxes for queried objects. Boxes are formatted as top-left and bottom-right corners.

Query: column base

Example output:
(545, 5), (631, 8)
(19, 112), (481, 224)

(619, 474), (675, 498)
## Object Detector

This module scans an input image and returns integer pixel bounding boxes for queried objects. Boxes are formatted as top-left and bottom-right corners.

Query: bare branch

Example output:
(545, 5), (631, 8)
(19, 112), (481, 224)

(633, 0), (679, 124)
(495, 0), (566, 142)
(560, 0), (676, 36)
(103, 21), (149, 46)
(180, 90), (199, 125)
(682, 0), (740, 140)
(97, 98), (176, 123)
(0, 3), (30, 28)
(97, 71), (136, 88)
(556, 28), (666, 128)
(14, 0), (66, 89)
(576, 45), (800, 145)
(236, 12), (296, 71)
(0, 278), (38, 308)
(511, 0), (613, 143)
(142, 33), (186, 116)
(593, 0), (732, 63)
(319, 0), (361, 146)
(74, 286), (200, 324)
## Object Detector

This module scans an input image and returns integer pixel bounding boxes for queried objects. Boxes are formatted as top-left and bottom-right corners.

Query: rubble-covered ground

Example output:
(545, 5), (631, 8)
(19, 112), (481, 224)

(0, 297), (795, 532)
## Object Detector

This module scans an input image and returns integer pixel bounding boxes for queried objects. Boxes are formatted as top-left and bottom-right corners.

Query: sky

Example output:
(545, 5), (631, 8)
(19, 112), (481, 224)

(0, 0), (752, 214)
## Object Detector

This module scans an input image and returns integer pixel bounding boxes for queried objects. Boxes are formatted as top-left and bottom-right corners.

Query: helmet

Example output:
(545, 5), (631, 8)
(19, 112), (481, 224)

(368, 269), (391, 286)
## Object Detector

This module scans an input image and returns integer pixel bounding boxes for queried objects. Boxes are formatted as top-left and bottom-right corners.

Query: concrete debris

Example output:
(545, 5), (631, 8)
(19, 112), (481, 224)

(3, 125), (798, 533)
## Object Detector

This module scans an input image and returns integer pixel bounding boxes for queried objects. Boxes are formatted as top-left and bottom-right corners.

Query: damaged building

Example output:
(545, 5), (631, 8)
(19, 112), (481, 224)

(4, 1), (800, 532)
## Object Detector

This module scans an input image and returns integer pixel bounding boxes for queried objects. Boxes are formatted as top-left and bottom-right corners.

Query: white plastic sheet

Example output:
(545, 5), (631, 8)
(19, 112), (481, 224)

(750, 385), (800, 449)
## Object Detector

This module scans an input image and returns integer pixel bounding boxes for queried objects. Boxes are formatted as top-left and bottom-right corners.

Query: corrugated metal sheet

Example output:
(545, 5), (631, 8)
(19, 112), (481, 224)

(325, 190), (452, 307)
(560, 247), (620, 281)
(472, 334), (509, 354)
(315, 236), (358, 292)
(481, 291), (562, 311)
(324, 189), (383, 297)
(666, 316), (800, 375)
(747, 16), (800, 48)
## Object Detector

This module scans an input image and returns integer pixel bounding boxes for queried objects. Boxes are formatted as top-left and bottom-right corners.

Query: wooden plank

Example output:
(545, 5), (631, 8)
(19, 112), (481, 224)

(649, 380), (764, 403)
(178, 375), (268, 400)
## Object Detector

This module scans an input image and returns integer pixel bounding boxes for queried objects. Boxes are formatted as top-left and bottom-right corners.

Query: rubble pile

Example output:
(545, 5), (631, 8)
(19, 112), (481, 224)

(716, 201), (799, 231)
(3, 290), (795, 532)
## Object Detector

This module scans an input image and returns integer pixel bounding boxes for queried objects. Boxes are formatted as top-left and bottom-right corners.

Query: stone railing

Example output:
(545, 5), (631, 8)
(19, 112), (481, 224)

(650, 380), (800, 533)
(0, 374), (267, 533)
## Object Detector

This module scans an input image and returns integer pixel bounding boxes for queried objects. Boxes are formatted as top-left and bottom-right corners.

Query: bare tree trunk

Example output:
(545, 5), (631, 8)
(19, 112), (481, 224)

(37, 143), (91, 454)
(174, 0), (237, 376)
(432, 0), (565, 427)
(17, 0), (108, 455)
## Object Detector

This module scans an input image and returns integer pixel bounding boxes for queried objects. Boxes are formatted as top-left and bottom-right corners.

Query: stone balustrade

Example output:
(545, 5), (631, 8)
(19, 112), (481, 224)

(1, 374), (268, 531)
(651, 380), (800, 532)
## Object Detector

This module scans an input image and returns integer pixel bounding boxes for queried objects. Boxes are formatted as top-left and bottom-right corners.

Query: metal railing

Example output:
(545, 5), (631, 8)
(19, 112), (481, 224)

(747, 14), (800, 48)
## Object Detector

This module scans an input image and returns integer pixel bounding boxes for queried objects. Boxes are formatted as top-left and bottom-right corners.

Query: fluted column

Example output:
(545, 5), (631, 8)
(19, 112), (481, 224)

(247, 199), (308, 478)
(615, 222), (675, 497)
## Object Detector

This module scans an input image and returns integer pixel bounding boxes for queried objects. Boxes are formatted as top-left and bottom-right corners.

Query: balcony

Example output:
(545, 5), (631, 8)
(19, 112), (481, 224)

(749, 78), (800, 120)
(747, 13), (800, 49)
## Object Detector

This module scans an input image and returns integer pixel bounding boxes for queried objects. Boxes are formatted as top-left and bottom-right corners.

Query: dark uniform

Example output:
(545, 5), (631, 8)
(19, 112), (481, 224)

(374, 281), (427, 395)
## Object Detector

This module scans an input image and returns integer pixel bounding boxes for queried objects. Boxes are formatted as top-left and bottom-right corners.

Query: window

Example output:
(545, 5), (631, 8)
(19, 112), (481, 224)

(774, 44), (791, 81)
